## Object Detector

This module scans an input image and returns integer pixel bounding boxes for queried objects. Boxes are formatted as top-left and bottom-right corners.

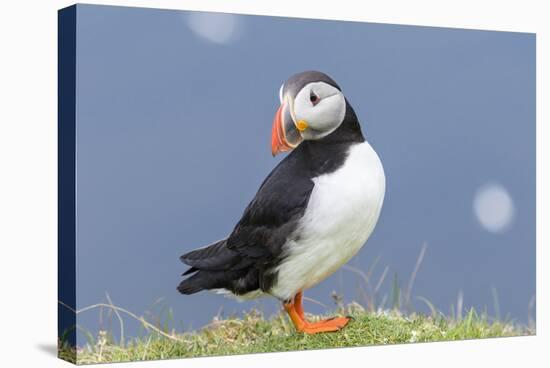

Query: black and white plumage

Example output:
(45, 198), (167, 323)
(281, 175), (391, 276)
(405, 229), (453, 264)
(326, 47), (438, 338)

(178, 71), (385, 313)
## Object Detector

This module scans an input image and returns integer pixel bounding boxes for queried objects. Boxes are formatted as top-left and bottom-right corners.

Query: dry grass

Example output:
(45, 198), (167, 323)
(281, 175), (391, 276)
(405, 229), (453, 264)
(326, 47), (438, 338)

(58, 245), (535, 364)
(59, 301), (531, 365)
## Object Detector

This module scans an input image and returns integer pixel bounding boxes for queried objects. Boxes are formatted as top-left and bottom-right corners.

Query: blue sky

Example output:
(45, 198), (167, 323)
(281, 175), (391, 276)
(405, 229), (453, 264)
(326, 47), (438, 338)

(73, 4), (535, 341)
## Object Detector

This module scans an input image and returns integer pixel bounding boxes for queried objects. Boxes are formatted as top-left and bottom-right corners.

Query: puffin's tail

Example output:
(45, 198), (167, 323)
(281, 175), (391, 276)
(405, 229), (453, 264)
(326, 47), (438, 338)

(177, 268), (243, 295)
(177, 239), (249, 294)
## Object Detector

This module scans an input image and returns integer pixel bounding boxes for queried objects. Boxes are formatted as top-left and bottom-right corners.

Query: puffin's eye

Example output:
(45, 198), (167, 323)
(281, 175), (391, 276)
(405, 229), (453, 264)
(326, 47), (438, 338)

(310, 91), (320, 106)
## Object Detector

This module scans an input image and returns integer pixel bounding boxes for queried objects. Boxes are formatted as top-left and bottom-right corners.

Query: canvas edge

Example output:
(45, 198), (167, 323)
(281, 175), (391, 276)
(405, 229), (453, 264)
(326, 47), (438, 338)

(58, 3), (78, 365)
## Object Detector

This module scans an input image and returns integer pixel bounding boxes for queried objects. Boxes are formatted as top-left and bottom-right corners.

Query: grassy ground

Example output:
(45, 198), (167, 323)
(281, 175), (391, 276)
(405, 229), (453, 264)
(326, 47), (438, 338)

(61, 303), (531, 365)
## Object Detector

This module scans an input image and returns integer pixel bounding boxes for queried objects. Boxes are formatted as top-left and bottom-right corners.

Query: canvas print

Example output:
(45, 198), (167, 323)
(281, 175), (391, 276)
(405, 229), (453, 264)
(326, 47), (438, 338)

(58, 4), (536, 364)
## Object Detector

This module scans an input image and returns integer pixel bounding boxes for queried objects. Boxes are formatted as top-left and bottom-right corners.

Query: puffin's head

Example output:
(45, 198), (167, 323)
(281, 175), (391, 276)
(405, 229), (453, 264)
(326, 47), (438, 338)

(271, 71), (346, 156)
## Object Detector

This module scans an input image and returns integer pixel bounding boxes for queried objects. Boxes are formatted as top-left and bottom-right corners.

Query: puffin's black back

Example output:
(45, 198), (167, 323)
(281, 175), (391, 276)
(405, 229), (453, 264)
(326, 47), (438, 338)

(178, 99), (365, 297)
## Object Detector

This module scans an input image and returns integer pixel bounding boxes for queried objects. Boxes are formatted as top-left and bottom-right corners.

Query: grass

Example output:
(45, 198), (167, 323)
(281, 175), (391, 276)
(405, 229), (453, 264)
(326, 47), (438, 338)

(60, 302), (531, 365)
(58, 246), (535, 364)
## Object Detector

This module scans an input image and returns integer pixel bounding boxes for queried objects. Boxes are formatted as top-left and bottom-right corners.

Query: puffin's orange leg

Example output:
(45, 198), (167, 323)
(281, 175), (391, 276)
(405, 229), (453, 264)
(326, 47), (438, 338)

(284, 302), (307, 331)
(284, 292), (352, 334)
(294, 291), (305, 319)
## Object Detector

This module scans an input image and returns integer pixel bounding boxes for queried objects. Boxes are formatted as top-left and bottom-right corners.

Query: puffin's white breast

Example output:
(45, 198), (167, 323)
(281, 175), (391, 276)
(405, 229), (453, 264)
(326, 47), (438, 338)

(270, 141), (386, 301)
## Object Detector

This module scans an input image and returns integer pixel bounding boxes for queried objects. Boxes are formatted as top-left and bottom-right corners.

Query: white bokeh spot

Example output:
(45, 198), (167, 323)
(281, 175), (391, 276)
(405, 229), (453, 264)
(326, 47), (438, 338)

(186, 12), (242, 45)
(473, 183), (515, 233)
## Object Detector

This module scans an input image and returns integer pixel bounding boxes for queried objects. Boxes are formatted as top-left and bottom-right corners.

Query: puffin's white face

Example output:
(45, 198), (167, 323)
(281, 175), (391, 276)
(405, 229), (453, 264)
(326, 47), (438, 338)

(291, 82), (346, 141)
(272, 74), (347, 156)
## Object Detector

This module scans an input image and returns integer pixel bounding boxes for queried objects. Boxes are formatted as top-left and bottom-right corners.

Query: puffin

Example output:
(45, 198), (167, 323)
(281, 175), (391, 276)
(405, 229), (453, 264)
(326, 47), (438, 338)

(178, 71), (385, 334)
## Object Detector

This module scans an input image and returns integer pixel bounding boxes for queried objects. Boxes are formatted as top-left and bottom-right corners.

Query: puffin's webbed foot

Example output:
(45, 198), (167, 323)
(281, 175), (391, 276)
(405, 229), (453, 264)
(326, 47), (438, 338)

(284, 291), (352, 334)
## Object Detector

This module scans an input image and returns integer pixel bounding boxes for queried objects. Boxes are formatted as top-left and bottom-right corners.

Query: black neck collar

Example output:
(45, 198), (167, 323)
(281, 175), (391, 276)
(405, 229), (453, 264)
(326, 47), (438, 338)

(290, 101), (365, 176)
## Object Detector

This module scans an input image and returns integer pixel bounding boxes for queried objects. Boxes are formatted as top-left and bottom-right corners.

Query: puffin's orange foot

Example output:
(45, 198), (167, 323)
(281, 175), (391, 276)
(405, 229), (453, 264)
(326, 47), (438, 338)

(299, 316), (352, 334)
(284, 294), (353, 334)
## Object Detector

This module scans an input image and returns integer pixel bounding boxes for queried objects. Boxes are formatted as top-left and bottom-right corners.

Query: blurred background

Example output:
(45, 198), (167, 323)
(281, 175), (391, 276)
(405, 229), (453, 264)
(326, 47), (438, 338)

(72, 4), (535, 342)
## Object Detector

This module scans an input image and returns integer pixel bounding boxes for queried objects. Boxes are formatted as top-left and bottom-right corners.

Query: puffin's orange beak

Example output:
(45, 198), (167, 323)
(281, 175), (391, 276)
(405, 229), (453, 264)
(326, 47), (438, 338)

(271, 101), (303, 156)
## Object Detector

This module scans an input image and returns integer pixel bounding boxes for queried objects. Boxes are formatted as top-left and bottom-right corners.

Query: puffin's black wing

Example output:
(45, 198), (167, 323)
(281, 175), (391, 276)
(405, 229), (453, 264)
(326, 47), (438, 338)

(178, 152), (314, 295)
(226, 154), (314, 260)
